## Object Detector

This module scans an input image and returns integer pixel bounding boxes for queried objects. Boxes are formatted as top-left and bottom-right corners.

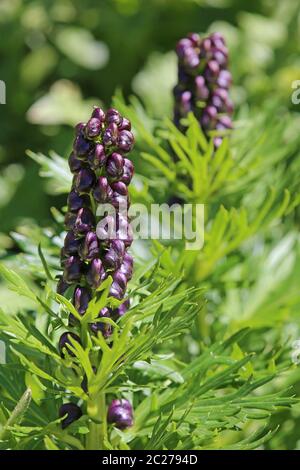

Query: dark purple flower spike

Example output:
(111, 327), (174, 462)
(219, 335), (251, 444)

(174, 32), (234, 147)
(58, 106), (135, 423)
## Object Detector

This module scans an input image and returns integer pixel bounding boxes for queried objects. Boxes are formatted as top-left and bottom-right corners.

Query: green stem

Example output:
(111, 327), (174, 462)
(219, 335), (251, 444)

(86, 392), (107, 450)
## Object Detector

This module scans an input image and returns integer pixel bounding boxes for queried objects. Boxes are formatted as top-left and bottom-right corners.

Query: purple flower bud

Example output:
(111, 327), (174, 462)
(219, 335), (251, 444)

(112, 240), (126, 257)
(93, 176), (113, 203)
(212, 48), (227, 67)
(216, 115), (233, 130)
(113, 298), (130, 319)
(75, 122), (85, 135)
(78, 231), (99, 261)
(107, 399), (133, 429)
(201, 105), (218, 130)
(179, 90), (192, 115)
(90, 307), (112, 337)
(103, 247), (121, 270)
(205, 60), (220, 80)
(176, 38), (194, 58)
(74, 207), (95, 234)
(75, 168), (95, 194)
(183, 47), (200, 69)
(119, 117), (131, 131)
(59, 332), (81, 358)
(188, 32), (201, 47)
(63, 256), (82, 283)
(214, 137), (223, 148)
(110, 281), (125, 300)
(106, 152), (124, 179)
(73, 132), (93, 157)
(67, 189), (90, 212)
(63, 230), (80, 256)
(103, 123), (119, 147)
(57, 277), (69, 295)
(86, 117), (101, 138)
(86, 258), (106, 289)
(117, 130), (134, 153)
(217, 70), (232, 89)
(119, 252), (133, 281)
(73, 286), (91, 315)
(202, 38), (212, 54)
(106, 108), (122, 126)
(68, 152), (86, 173)
(88, 143), (107, 170)
(210, 32), (225, 48)
(59, 403), (82, 429)
(113, 270), (128, 290)
(195, 76), (209, 100)
(111, 192), (129, 210)
(121, 158), (134, 185)
(91, 106), (106, 122)
(111, 181), (128, 196)
(117, 215), (133, 248)
(64, 212), (77, 230)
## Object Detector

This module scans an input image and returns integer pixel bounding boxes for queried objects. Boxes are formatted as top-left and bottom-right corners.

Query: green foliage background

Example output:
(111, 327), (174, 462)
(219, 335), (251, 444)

(0, 0), (300, 450)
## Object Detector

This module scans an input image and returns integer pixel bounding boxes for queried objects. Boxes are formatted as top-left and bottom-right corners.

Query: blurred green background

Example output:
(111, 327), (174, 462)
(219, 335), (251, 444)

(0, 0), (299, 236)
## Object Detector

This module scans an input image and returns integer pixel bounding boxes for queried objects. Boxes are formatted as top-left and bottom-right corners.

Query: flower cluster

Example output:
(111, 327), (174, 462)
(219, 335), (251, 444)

(57, 106), (135, 429)
(173, 32), (233, 147)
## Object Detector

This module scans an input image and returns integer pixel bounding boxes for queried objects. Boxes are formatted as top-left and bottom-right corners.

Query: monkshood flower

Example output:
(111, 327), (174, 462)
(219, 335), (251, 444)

(57, 106), (135, 427)
(107, 399), (134, 429)
(174, 32), (234, 147)
(58, 106), (134, 337)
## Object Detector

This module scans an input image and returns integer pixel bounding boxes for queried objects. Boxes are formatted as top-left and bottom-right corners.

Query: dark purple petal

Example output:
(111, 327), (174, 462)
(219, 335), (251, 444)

(78, 231), (99, 261)
(113, 270), (127, 290)
(195, 76), (209, 100)
(109, 281), (125, 300)
(121, 158), (134, 185)
(103, 123), (119, 147)
(90, 307), (112, 337)
(106, 108), (122, 126)
(91, 106), (106, 122)
(107, 399), (133, 429)
(113, 298), (130, 319)
(86, 117), (101, 138)
(86, 258), (106, 289)
(63, 256), (82, 283)
(217, 70), (232, 89)
(106, 152), (124, 179)
(119, 117), (131, 131)
(63, 230), (80, 256)
(111, 181), (128, 196)
(57, 277), (69, 295)
(93, 176), (113, 203)
(67, 189), (90, 212)
(73, 286), (91, 315)
(64, 211), (77, 230)
(117, 130), (134, 153)
(74, 208), (95, 234)
(176, 38), (194, 58)
(88, 143), (107, 170)
(68, 152), (86, 173)
(75, 168), (95, 194)
(73, 132), (93, 157)
(59, 403), (82, 429)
